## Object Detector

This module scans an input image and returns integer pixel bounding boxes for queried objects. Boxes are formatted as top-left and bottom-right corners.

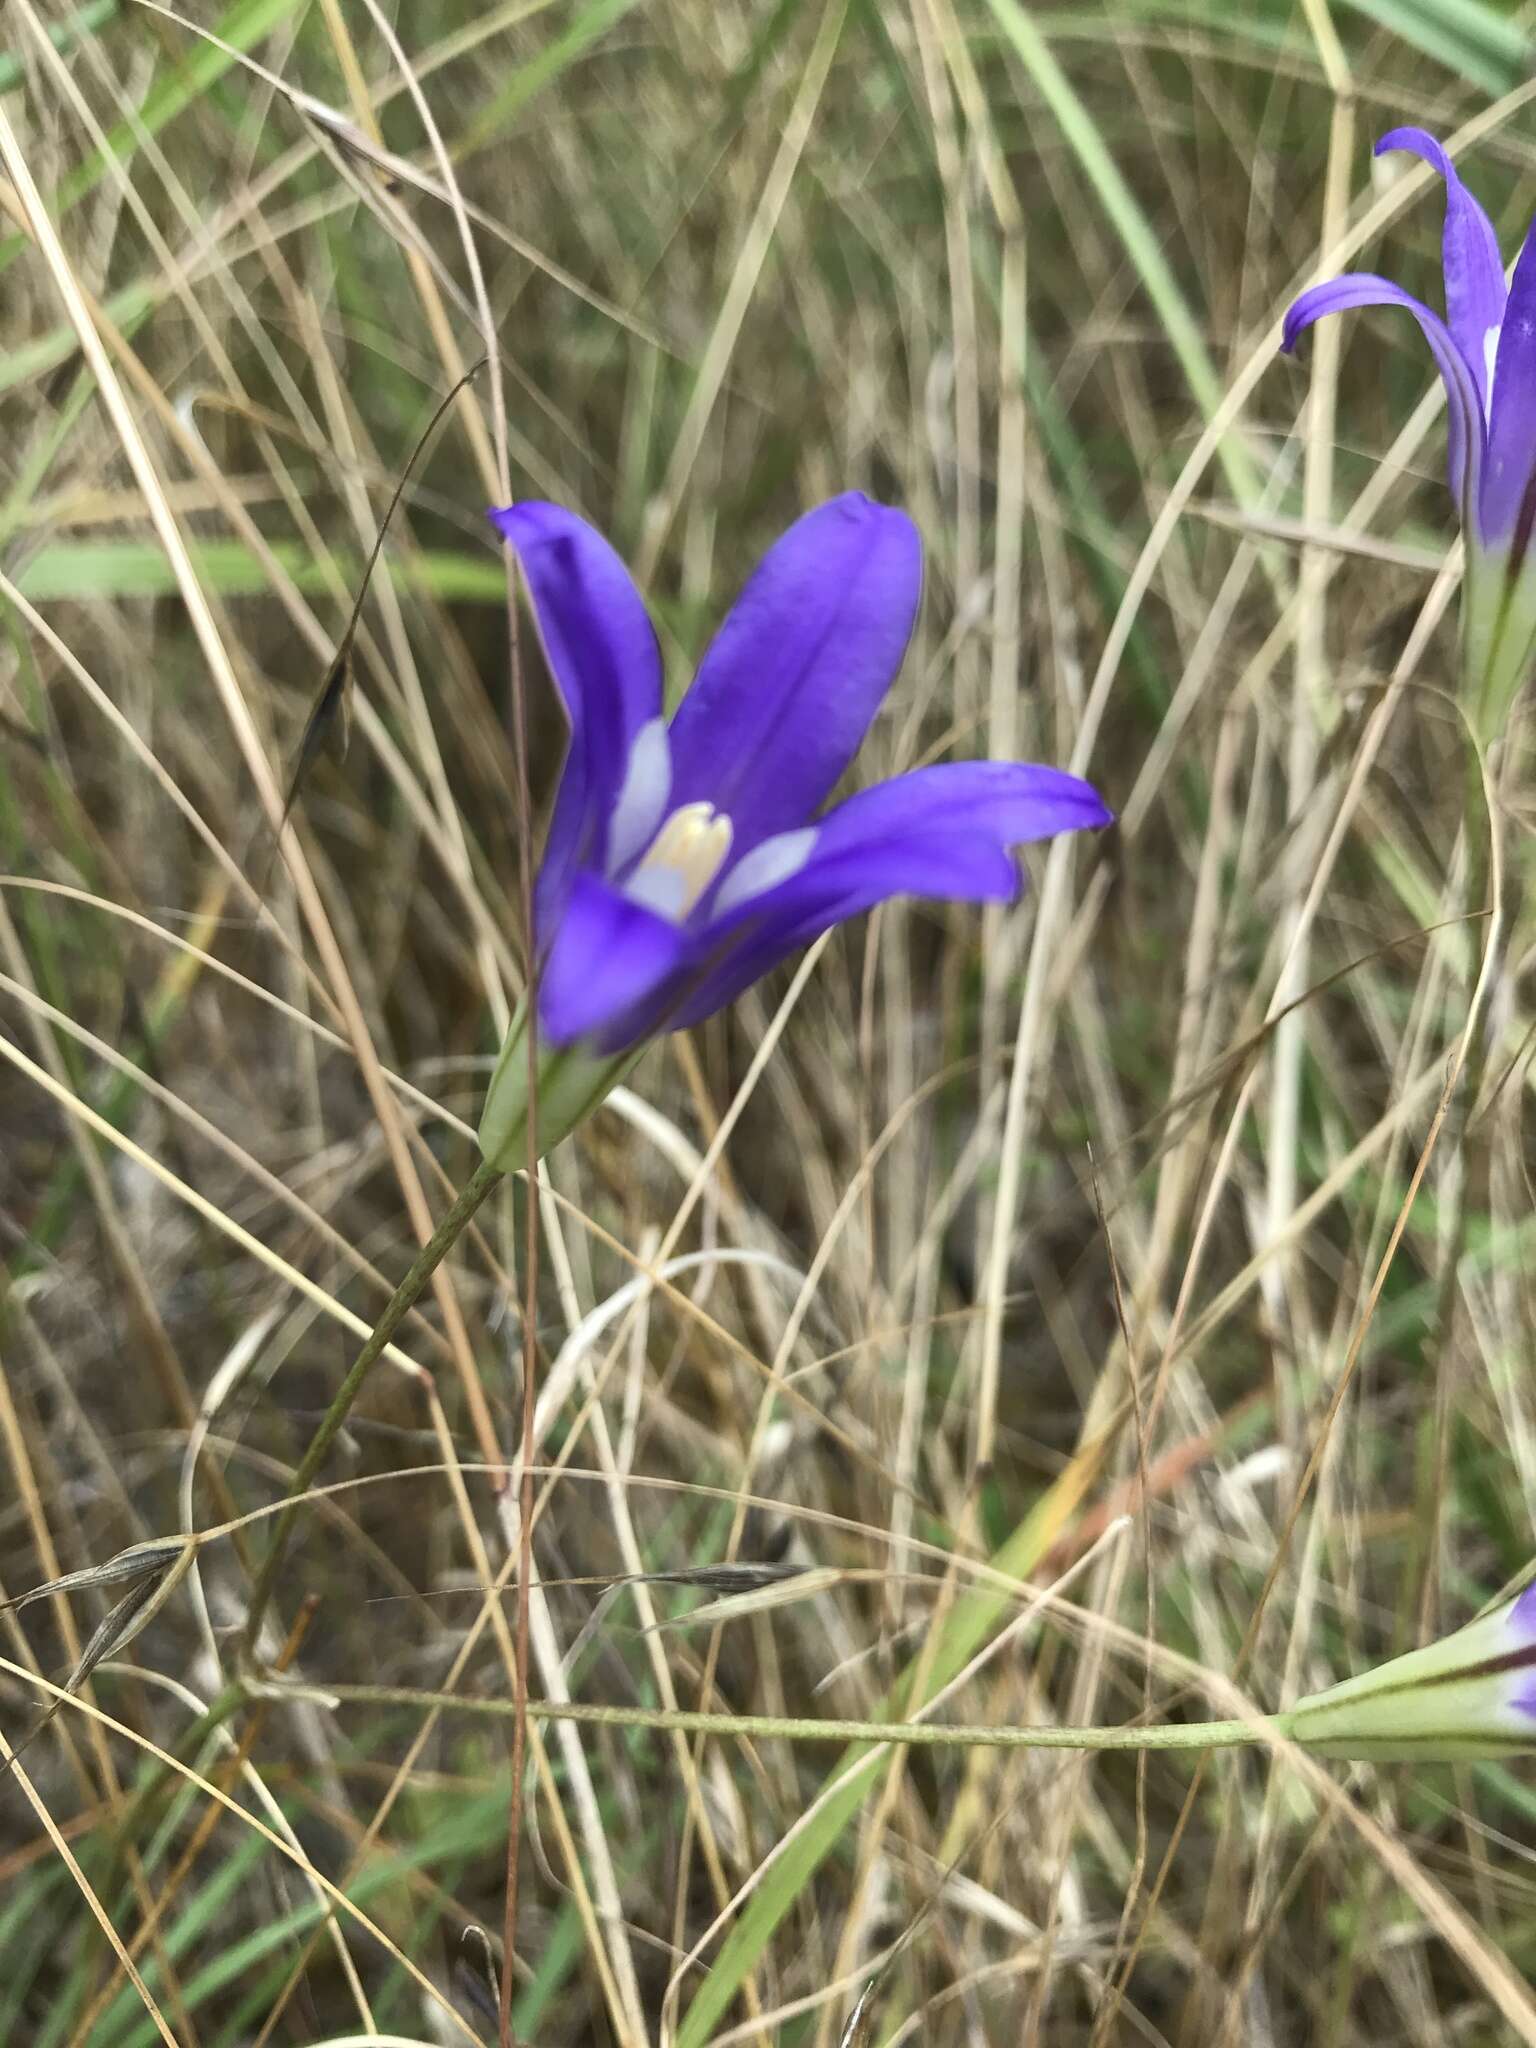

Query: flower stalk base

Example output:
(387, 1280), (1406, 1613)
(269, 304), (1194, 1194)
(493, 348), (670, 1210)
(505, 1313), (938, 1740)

(478, 998), (642, 1168)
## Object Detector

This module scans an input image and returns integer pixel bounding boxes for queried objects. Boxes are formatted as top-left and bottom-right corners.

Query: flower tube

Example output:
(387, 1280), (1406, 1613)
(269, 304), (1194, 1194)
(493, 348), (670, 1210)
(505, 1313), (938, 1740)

(1285, 1578), (1536, 1761)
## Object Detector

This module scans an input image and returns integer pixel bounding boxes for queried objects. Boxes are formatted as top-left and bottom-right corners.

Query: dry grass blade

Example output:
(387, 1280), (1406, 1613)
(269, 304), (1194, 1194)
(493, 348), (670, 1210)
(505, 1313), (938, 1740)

(837, 1977), (877, 2048)
(1189, 498), (1447, 570)
(0, 1538), (189, 1616)
(449, 1924), (505, 2032)
(624, 1561), (805, 1593)
(275, 354), (487, 834)
(0, 1541), (191, 1783)
(630, 1565), (840, 1634)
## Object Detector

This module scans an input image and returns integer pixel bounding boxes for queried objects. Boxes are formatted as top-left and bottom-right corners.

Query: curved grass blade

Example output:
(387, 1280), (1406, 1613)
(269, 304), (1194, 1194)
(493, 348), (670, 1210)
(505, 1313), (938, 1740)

(275, 355), (487, 835)
(0, 1541), (193, 1783)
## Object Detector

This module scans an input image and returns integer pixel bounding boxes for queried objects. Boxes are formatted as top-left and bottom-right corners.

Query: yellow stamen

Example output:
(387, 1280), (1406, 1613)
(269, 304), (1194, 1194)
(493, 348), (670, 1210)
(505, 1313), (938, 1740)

(632, 801), (734, 917)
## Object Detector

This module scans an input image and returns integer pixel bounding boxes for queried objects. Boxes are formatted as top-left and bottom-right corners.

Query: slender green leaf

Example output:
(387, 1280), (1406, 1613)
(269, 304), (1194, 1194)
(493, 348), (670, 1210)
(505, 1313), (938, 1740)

(459, 0), (646, 154)
(980, 0), (1262, 509)
(11, 539), (505, 606)
(674, 1458), (1104, 2048)
(0, 2), (121, 95)
(0, 0), (305, 280)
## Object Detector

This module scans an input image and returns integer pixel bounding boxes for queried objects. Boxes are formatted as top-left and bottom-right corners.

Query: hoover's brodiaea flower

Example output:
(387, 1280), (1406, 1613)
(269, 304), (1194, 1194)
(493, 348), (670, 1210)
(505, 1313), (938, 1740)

(1282, 127), (1536, 731)
(1286, 1577), (1536, 1761)
(479, 493), (1111, 1163)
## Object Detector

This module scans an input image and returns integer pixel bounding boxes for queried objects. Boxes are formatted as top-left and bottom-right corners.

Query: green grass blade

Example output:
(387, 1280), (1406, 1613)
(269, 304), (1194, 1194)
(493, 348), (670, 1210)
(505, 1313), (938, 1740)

(979, 0), (1261, 509)
(1338, 0), (1529, 91)
(458, 0), (646, 154)
(0, 0), (305, 277)
(0, 2), (120, 95)
(673, 1455), (1105, 2048)
(12, 538), (506, 605)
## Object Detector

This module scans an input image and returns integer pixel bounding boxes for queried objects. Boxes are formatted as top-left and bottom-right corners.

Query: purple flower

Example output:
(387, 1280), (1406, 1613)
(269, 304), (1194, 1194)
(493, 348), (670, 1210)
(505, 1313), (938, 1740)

(477, 494), (1110, 1163)
(1282, 128), (1514, 534)
(1282, 127), (1536, 729)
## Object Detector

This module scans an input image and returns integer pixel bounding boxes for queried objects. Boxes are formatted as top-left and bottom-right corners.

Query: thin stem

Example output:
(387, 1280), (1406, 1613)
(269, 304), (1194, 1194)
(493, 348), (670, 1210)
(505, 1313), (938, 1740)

(1407, 735), (1501, 1634)
(504, 666), (540, 2048)
(243, 1155), (504, 1652)
(311, 1684), (1274, 1753)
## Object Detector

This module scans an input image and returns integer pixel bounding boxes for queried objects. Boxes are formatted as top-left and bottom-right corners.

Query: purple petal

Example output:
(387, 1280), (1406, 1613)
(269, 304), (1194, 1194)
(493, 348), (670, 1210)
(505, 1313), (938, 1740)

(536, 870), (688, 1047)
(664, 495), (923, 856)
(1483, 227), (1536, 546)
(670, 762), (1111, 1028)
(1283, 274), (1486, 509)
(1377, 127), (1506, 411)
(775, 760), (1113, 912)
(490, 504), (664, 918)
(1507, 1584), (1536, 1719)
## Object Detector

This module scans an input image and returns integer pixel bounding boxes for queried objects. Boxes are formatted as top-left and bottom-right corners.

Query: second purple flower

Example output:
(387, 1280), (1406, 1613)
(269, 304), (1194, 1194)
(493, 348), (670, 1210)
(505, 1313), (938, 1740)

(1283, 126), (1536, 732)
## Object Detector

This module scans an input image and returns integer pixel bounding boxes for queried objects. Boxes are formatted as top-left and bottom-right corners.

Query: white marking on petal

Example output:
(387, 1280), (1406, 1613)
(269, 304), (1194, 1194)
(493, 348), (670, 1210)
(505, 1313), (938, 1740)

(712, 826), (819, 916)
(606, 717), (672, 874)
(1485, 323), (1502, 418)
(623, 864), (689, 919)
(626, 801), (735, 919)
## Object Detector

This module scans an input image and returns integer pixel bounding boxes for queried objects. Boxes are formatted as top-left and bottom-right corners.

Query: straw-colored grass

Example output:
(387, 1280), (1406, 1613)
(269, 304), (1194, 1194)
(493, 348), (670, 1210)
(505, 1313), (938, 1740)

(3, 0), (1536, 2041)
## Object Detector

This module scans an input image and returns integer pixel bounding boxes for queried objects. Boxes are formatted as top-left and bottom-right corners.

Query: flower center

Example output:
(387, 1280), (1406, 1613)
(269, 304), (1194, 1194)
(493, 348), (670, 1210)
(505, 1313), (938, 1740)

(628, 802), (734, 919)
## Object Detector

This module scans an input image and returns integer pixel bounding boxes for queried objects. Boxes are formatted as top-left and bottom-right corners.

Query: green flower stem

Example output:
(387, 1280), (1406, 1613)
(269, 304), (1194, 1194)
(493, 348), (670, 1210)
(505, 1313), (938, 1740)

(1403, 723), (1504, 1612)
(1466, 551), (1535, 752)
(242, 1155), (504, 1653)
(309, 1683), (1276, 1753)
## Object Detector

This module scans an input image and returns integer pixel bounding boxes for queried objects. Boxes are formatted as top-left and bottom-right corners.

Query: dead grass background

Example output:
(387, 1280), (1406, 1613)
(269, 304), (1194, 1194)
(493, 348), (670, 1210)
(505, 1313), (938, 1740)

(3, 0), (1536, 2042)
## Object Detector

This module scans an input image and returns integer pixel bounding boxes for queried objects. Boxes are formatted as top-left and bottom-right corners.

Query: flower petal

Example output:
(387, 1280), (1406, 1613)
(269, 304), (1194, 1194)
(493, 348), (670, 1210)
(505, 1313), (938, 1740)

(1483, 227), (1536, 546)
(711, 826), (820, 916)
(1376, 126), (1506, 411)
(490, 504), (664, 916)
(1508, 1585), (1536, 1718)
(536, 870), (688, 1047)
(664, 494), (923, 855)
(671, 763), (1110, 1028)
(605, 716), (672, 874)
(1282, 274), (1486, 509)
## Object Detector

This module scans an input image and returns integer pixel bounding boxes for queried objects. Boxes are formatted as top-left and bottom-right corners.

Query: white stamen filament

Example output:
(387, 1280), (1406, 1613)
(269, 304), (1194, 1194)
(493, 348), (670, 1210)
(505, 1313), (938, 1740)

(629, 801), (734, 918)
